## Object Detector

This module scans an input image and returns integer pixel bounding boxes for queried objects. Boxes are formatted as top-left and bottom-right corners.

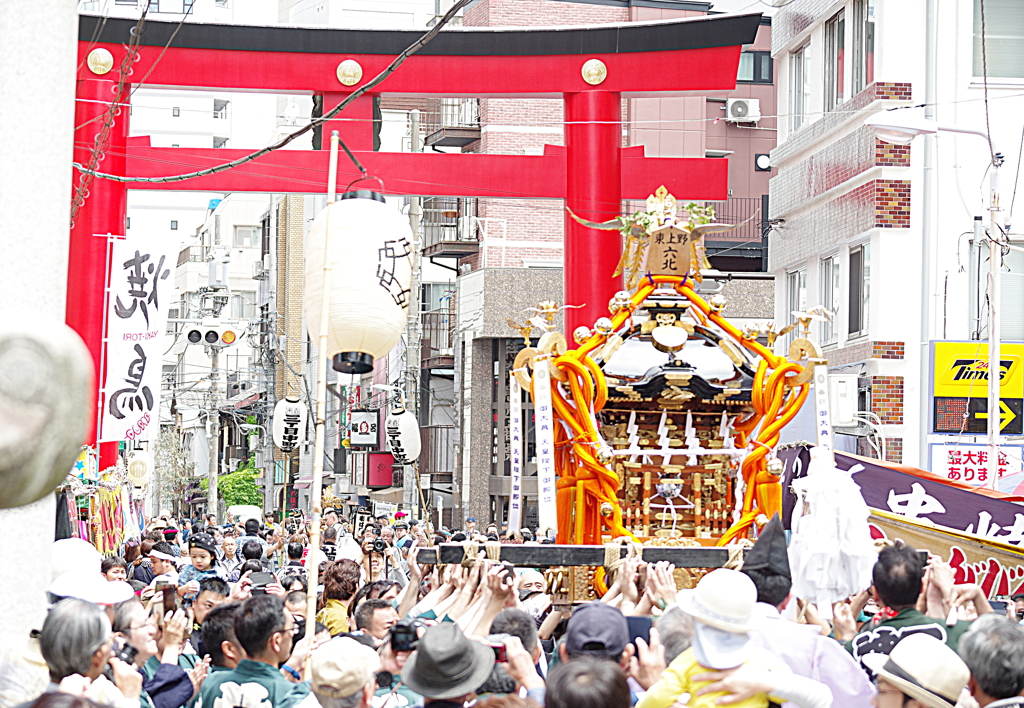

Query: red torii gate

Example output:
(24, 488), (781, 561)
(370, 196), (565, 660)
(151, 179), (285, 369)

(72, 13), (760, 466)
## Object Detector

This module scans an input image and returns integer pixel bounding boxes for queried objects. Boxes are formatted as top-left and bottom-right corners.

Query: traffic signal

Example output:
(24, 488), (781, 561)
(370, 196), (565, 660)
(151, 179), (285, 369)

(186, 320), (237, 347)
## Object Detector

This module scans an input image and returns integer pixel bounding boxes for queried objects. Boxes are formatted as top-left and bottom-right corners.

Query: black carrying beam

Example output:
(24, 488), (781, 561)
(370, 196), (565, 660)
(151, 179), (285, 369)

(416, 543), (734, 568)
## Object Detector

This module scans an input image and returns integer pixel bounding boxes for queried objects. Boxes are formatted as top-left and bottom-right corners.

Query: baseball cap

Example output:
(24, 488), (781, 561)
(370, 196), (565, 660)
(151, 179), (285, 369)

(564, 602), (629, 658)
(311, 637), (381, 698)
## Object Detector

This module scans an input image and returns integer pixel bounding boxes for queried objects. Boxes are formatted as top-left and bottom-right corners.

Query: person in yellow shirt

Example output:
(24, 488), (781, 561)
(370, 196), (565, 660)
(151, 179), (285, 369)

(637, 569), (831, 708)
(316, 559), (361, 636)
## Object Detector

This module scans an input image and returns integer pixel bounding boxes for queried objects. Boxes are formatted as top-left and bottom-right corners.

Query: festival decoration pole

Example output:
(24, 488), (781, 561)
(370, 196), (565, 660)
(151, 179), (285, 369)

(304, 130), (340, 652)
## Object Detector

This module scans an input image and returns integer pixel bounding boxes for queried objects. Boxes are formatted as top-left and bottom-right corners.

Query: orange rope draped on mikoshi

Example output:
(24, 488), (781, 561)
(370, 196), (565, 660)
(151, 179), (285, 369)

(531, 274), (809, 546)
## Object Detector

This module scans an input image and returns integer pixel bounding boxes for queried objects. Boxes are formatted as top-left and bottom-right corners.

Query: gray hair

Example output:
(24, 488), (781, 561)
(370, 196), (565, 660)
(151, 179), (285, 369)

(656, 605), (694, 665)
(958, 612), (1024, 699)
(315, 687), (364, 708)
(40, 599), (112, 681)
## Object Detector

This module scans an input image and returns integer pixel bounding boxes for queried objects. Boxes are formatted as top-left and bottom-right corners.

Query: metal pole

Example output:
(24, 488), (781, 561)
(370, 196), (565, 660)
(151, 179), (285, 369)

(305, 131), (341, 653)
(208, 347), (220, 523)
(407, 110), (423, 517)
(987, 157), (1004, 487)
(919, 0), (936, 469)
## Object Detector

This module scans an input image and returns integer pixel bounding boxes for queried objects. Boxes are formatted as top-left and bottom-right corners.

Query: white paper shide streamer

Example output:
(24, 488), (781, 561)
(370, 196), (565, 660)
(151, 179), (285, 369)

(507, 374), (524, 533)
(533, 364), (558, 535)
(100, 234), (173, 443)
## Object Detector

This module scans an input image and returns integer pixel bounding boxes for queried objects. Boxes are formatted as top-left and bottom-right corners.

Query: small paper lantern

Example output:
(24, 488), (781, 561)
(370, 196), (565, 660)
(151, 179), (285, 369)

(385, 406), (421, 464)
(304, 191), (414, 374)
(272, 397), (306, 453)
(126, 450), (152, 487)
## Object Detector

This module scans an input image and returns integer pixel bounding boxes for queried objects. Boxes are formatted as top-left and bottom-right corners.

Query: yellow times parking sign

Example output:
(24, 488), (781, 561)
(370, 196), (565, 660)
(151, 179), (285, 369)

(932, 341), (1024, 434)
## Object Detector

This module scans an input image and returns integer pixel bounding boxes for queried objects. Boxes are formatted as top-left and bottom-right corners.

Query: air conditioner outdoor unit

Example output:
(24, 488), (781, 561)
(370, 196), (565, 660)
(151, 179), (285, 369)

(457, 216), (477, 242)
(828, 374), (859, 427)
(726, 98), (761, 123)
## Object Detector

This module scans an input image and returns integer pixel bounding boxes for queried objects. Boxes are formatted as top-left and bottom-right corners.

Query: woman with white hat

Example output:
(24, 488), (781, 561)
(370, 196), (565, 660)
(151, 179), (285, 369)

(861, 632), (970, 708)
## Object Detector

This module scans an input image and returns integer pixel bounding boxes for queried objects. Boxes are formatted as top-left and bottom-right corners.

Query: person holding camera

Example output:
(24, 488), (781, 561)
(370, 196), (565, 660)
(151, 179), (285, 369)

(27, 599), (142, 708)
(371, 620), (425, 708)
(359, 535), (406, 588)
(110, 598), (206, 708)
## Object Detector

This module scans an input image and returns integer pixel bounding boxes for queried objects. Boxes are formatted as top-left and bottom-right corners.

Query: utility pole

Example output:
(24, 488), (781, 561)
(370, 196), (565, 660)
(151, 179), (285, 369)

(406, 110), (424, 517)
(208, 346), (220, 523)
(987, 154), (1005, 488)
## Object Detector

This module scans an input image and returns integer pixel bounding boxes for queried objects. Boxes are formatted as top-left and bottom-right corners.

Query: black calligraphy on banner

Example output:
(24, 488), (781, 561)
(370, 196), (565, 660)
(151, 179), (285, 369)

(114, 250), (170, 328)
(108, 344), (154, 420)
(779, 445), (1024, 546)
(377, 238), (411, 307)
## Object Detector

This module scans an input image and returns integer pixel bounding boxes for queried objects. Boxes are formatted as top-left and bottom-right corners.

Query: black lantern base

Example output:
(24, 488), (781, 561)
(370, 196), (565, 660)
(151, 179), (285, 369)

(333, 351), (374, 374)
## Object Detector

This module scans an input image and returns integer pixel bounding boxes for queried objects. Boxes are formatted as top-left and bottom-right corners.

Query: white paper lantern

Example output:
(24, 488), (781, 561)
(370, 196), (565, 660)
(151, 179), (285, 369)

(304, 191), (414, 374)
(385, 407), (421, 464)
(126, 450), (152, 487)
(272, 397), (307, 452)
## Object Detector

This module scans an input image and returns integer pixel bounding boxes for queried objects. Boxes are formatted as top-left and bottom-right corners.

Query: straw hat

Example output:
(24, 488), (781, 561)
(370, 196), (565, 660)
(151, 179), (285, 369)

(310, 637), (381, 699)
(862, 633), (970, 708)
(675, 568), (757, 634)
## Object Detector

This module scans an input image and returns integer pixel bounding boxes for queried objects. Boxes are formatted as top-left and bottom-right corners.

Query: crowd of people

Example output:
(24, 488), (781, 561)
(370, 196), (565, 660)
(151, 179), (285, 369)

(3, 508), (1024, 708)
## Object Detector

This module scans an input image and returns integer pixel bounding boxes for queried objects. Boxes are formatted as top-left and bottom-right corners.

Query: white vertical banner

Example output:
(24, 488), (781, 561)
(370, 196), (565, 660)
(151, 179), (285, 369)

(507, 374), (524, 533)
(99, 234), (173, 443)
(532, 364), (558, 535)
(813, 363), (833, 450)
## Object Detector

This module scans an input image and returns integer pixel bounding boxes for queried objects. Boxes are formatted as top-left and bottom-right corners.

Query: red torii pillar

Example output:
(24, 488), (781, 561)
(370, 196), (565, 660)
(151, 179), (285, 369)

(565, 90), (622, 334)
(70, 77), (127, 470)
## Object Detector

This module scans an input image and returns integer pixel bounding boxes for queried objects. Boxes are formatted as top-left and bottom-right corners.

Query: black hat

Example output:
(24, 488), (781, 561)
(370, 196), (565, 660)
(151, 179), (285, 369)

(400, 623), (494, 699)
(188, 532), (218, 560)
(564, 602), (629, 658)
(741, 514), (790, 579)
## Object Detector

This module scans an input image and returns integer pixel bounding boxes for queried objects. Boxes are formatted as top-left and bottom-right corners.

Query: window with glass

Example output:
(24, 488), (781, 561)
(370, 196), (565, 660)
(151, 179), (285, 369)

(234, 225), (259, 248)
(852, 0), (875, 94)
(737, 51), (773, 84)
(848, 243), (870, 336)
(786, 269), (807, 345)
(974, 0), (1024, 78)
(820, 255), (841, 344)
(789, 44), (810, 132)
(825, 10), (846, 111)
(230, 292), (255, 320)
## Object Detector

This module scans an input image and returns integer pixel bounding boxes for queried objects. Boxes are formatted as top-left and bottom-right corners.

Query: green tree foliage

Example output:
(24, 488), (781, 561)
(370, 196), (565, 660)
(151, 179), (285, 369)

(200, 456), (262, 507)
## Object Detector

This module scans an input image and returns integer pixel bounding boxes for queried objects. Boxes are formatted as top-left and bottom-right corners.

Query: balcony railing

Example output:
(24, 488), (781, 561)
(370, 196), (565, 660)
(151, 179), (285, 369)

(422, 197), (480, 259)
(702, 195), (769, 270)
(421, 308), (455, 369)
(423, 98), (480, 148)
(177, 244), (209, 266)
(420, 425), (455, 484)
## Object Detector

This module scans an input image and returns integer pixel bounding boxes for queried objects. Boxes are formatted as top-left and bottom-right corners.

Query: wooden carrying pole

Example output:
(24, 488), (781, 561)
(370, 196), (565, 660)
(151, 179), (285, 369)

(304, 130), (340, 655)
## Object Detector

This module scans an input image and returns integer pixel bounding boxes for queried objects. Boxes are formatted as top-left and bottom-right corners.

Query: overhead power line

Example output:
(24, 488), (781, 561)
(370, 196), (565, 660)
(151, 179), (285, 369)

(74, 0), (474, 185)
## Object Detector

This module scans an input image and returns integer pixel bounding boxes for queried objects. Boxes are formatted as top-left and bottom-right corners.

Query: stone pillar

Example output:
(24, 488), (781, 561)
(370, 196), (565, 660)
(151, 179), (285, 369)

(0, 0), (79, 646)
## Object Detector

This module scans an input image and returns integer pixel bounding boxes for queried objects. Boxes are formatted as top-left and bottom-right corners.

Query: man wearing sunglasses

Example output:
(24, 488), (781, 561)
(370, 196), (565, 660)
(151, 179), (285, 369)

(199, 595), (313, 708)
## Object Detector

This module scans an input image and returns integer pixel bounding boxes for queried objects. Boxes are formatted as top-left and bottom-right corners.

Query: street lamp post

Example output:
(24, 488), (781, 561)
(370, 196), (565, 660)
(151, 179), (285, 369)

(867, 113), (1004, 487)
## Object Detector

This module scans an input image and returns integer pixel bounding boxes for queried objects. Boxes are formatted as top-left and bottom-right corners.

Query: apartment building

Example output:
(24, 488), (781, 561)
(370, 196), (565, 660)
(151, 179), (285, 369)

(769, 0), (1024, 469)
